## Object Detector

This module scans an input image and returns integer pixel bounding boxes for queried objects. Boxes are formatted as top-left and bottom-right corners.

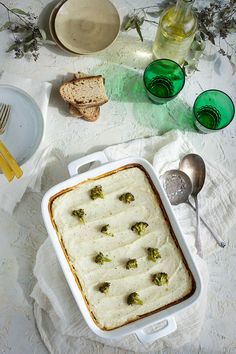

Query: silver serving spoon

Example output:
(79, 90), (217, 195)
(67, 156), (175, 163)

(160, 169), (226, 250)
(180, 153), (226, 251)
(179, 154), (205, 257)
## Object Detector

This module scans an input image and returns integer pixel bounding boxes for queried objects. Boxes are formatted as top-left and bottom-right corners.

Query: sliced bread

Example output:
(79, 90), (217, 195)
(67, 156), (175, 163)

(69, 104), (100, 121)
(68, 72), (100, 121)
(68, 104), (83, 118)
(60, 75), (108, 108)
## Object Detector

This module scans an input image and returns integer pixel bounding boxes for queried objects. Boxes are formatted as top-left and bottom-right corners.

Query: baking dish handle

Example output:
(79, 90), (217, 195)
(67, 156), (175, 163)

(68, 151), (109, 177)
(135, 316), (177, 345)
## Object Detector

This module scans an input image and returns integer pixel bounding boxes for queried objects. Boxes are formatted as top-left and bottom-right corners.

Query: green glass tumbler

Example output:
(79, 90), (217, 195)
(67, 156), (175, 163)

(193, 89), (235, 133)
(143, 59), (185, 104)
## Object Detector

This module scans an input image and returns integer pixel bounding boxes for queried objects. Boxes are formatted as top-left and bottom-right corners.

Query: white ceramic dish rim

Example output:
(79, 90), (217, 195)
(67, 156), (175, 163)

(0, 84), (44, 167)
(41, 151), (203, 344)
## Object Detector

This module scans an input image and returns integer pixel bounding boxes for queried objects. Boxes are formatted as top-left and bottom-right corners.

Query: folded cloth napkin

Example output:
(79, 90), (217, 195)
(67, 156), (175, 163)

(0, 72), (52, 214)
(31, 130), (236, 353)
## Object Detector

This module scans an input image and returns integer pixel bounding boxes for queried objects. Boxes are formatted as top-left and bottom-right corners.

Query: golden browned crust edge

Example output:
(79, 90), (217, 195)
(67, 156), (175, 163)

(68, 104), (83, 118)
(49, 164), (196, 331)
(68, 104), (100, 121)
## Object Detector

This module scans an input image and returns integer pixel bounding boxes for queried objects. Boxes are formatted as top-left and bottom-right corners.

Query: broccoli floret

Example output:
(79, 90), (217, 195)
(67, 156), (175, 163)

(147, 247), (161, 262)
(131, 222), (149, 236)
(72, 209), (86, 224)
(99, 282), (111, 294)
(126, 259), (138, 269)
(101, 224), (114, 237)
(119, 192), (135, 204)
(152, 272), (168, 286)
(94, 252), (111, 265)
(90, 185), (104, 200)
(127, 292), (143, 305)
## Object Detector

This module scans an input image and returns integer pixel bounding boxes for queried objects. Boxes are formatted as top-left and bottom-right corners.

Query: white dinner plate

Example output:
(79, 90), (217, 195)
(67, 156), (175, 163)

(0, 84), (44, 166)
(54, 0), (120, 54)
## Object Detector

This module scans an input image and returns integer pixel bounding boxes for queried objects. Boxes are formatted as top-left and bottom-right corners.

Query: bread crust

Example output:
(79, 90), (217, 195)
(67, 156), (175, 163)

(69, 104), (100, 121)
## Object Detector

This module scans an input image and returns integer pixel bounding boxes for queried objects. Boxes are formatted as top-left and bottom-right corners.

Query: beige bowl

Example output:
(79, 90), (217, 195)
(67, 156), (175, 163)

(49, 0), (80, 55)
(54, 0), (120, 54)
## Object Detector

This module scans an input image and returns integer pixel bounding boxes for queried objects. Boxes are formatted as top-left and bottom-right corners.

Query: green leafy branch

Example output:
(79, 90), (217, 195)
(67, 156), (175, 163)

(0, 2), (55, 61)
(121, 2), (175, 42)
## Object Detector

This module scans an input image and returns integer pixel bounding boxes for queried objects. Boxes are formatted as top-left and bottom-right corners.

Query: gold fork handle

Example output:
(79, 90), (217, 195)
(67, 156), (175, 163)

(0, 141), (23, 179)
(0, 154), (14, 182)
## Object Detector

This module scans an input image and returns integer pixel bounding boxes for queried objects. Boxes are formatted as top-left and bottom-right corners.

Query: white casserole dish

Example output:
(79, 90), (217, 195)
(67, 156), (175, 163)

(41, 151), (203, 344)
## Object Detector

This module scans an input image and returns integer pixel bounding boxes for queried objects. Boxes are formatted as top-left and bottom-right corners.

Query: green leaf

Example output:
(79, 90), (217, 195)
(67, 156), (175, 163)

(122, 13), (144, 40)
(24, 39), (35, 47)
(192, 40), (206, 52)
(39, 29), (47, 41)
(199, 31), (206, 41)
(183, 60), (200, 76)
(122, 14), (144, 32)
(205, 31), (215, 45)
(122, 15), (136, 31)
(146, 10), (162, 18)
(11, 8), (29, 16)
(36, 40), (43, 46)
(42, 39), (56, 45)
(11, 24), (29, 33)
(6, 43), (20, 52)
(134, 19), (143, 41)
(0, 21), (13, 31)
(137, 16), (144, 26)
(23, 32), (33, 42)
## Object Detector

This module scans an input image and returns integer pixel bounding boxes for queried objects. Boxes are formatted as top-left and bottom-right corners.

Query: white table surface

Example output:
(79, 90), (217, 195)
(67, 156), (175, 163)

(0, 0), (236, 353)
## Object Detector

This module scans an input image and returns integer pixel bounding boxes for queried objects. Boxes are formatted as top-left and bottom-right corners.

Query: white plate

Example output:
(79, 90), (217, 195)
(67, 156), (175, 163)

(54, 0), (120, 54)
(0, 84), (44, 166)
(49, 0), (79, 55)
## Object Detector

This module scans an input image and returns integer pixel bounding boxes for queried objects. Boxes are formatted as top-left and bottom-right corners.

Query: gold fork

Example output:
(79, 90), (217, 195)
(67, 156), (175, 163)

(0, 103), (23, 181)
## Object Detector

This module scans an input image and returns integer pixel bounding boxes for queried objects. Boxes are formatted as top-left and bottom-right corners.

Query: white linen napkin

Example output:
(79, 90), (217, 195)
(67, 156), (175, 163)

(0, 72), (52, 214)
(31, 131), (236, 353)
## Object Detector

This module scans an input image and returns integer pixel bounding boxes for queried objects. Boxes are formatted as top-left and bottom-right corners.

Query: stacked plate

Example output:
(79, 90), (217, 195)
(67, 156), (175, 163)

(49, 0), (120, 55)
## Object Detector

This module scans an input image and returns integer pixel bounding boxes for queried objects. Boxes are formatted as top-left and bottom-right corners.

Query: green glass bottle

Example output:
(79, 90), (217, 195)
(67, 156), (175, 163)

(153, 0), (197, 66)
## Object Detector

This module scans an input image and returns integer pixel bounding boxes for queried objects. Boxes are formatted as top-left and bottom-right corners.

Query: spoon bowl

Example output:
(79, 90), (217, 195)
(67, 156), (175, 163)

(179, 154), (206, 196)
(160, 169), (192, 205)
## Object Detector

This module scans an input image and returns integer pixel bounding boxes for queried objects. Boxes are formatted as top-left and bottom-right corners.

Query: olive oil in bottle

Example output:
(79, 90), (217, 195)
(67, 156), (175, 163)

(153, 0), (197, 65)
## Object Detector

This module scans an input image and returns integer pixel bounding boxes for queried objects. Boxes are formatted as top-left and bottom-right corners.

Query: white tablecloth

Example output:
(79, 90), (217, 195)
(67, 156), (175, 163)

(0, 0), (236, 353)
